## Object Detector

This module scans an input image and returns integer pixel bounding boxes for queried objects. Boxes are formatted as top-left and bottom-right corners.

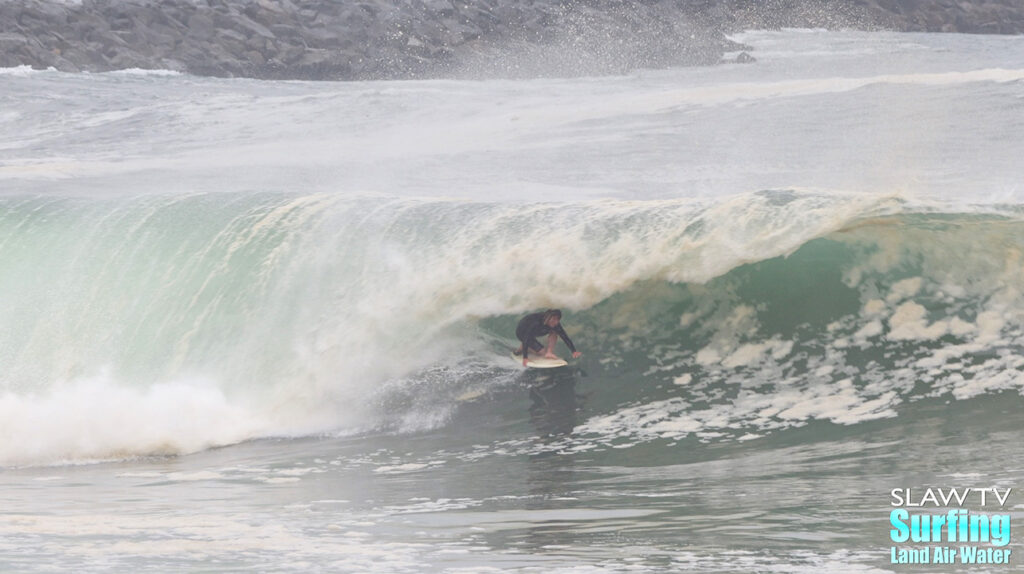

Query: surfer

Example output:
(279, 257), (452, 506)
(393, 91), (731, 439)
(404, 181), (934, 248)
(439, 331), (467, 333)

(513, 309), (582, 367)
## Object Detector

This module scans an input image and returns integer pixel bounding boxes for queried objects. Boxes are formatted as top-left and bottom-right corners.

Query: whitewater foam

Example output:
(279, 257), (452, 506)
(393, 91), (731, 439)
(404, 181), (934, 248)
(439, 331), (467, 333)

(0, 374), (266, 466)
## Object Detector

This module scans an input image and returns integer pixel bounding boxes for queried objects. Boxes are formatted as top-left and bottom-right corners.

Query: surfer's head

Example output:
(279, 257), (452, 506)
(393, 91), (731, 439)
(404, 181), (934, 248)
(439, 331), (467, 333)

(543, 309), (562, 326)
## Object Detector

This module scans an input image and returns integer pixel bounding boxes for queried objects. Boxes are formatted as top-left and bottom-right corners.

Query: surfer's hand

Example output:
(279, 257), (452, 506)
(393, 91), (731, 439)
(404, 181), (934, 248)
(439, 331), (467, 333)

(572, 351), (582, 359)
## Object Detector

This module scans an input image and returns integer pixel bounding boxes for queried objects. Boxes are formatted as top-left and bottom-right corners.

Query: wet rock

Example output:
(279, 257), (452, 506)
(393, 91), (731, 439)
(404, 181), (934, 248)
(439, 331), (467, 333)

(716, 0), (1024, 34)
(1, 0), (1022, 80)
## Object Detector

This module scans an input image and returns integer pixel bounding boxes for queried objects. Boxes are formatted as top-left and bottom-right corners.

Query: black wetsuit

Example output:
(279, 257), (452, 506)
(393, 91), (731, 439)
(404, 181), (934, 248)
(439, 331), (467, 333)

(515, 312), (577, 356)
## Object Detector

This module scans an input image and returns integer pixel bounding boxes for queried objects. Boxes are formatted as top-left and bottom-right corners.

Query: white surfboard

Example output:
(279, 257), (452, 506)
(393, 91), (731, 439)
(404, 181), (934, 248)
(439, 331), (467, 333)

(511, 352), (568, 369)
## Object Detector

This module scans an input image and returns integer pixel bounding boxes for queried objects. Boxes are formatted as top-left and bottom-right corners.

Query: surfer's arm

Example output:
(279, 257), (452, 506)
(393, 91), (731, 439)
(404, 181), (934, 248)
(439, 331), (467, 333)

(554, 324), (577, 354)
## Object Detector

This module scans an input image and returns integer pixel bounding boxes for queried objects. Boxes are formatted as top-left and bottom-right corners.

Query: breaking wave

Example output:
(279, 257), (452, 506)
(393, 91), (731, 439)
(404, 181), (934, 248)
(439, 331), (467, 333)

(2, 189), (1022, 465)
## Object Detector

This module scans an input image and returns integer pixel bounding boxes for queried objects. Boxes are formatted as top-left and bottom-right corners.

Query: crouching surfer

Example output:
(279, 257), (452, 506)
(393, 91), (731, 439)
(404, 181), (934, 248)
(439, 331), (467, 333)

(513, 309), (582, 367)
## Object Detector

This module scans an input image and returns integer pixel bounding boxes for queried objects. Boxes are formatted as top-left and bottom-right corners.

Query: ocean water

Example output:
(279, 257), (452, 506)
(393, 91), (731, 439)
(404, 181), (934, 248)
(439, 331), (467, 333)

(2, 29), (1024, 572)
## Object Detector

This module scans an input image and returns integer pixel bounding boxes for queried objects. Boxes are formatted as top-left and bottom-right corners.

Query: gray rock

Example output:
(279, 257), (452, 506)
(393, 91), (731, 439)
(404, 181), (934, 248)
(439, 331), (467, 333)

(734, 51), (756, 63)
(2, 0), (1022, 80)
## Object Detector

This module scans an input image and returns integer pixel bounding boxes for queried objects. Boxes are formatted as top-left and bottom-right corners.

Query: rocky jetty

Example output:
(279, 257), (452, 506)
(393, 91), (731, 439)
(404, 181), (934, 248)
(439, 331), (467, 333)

(0, 0), (1022, 80)
(0, 0), (738, 80)
(866, 0), (1024, 34)
(718, 0), (1024, 35)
